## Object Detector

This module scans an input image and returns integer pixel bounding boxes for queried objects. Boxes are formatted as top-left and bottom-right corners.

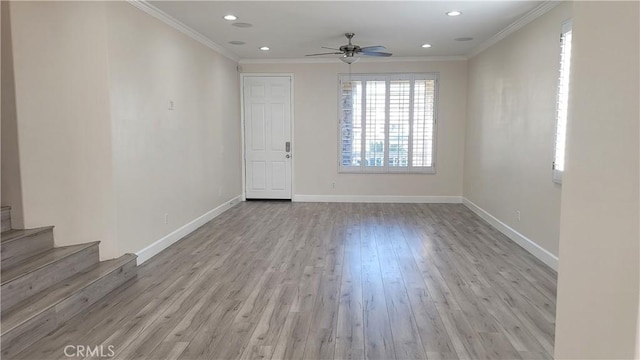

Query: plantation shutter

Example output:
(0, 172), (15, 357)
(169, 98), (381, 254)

(339, 73), (438, 173)
(389, 79), (411, 169)
(553, 20), (573, 183)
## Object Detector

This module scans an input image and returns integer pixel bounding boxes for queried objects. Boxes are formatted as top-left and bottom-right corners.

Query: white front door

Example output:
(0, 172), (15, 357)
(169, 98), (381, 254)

(243, 76), (292, 199)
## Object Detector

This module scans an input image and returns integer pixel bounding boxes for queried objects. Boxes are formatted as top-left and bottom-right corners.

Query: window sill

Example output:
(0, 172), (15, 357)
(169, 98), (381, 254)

(338, 169), (436, 175)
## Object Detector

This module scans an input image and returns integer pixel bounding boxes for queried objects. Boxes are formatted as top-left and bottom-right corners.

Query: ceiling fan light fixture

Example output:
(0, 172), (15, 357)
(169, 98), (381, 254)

(340, 56), (359, 64)
(305, 33), (391, 60)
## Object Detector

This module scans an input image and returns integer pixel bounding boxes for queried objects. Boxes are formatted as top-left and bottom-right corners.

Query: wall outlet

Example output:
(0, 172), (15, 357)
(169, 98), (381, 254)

(168, 100), (175, 110)
(164, 213), (169, 224)
(516, 210), (521, 222)
(331, 182), (336, 189)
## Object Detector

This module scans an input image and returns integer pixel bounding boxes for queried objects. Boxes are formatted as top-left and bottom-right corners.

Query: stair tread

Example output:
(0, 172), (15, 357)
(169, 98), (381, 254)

(1, 242), (99, 285)
(1, 206), (10, 211)
(1, 227), (53, 243)
(1, 254), (136, 335)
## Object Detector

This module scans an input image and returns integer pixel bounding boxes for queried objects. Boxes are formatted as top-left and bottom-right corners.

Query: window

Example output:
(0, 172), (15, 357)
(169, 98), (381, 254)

(339, 73), (438, 173)
(553, 20), (572, 183)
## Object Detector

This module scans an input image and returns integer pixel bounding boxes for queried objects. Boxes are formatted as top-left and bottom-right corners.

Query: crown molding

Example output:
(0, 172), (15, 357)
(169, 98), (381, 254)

(127, 0), (558, 65)
(467, 1), (561, 58)
(238, 56), (468, 65)
(127, 0), (239, 62)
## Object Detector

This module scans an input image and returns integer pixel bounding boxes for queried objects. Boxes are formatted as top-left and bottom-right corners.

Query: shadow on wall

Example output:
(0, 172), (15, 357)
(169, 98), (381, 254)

(1, 1), (25, 227)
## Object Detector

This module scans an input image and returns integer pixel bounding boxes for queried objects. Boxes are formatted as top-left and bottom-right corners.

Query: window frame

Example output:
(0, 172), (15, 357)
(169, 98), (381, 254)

(337, 72), (439, 174)
(552, 19), (573, 184)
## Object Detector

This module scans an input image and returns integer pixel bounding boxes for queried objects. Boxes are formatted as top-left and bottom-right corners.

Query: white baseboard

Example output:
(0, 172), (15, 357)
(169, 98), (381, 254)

(135, 195), (242, 265)
(462, 198), (558, 271)
(135, 194), (557, 271)
(293, 195), (463, 203)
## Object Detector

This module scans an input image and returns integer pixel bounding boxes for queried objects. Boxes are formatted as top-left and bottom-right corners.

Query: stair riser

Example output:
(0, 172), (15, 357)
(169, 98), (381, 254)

(0, 258), (137, 358)
(1, 245), (99, 313)
(1, 208), (11, 232)
(59, 260), (137, 320)
(1, 230), (54, 270)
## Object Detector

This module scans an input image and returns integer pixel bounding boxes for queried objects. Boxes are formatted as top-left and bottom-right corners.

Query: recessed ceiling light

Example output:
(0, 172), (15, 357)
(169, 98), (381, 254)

(421, 43), (432, 48)
(223, 15), (237, 21)
(446, 11), (462, 17)
(260, 46), (270, 51)
(229, 41), (246, 45)
(232, 22), (253, 28)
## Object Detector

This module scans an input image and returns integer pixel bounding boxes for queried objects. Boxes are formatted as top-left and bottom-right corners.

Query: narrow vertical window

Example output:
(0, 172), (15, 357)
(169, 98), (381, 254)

(389, 80), (411, 168)
(365, 81), (387, 168)
(413, 79), (436, 168)
(553, 20), (572, 183)
(340, 80), (362, 167)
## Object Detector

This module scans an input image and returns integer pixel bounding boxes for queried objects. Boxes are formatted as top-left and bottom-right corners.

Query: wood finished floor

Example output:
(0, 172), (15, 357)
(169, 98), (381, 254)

(15, 202), (557, 360)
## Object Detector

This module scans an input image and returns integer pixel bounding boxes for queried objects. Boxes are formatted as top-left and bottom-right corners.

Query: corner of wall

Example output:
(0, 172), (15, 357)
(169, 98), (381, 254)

(462, 198), (558, 271)
(1, 1), (25, 228)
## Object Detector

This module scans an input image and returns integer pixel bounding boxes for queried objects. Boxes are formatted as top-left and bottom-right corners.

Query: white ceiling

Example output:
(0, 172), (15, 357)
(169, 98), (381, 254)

(148, 1), (546, 60)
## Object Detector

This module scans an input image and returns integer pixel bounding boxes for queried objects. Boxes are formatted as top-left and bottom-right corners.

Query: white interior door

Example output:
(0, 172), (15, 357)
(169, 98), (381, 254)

(243, 76), (292, 199)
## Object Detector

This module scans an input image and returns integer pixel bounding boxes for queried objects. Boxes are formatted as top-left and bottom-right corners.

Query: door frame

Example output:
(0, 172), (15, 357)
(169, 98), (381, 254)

(240, 73), (295, 201)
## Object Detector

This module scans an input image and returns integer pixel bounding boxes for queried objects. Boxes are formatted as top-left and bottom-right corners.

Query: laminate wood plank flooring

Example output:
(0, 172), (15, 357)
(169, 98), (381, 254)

(14, 202), (557, 360)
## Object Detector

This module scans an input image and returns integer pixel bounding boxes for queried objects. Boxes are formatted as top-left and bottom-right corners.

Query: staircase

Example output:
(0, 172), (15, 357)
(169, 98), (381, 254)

(0, 206), (137, 358)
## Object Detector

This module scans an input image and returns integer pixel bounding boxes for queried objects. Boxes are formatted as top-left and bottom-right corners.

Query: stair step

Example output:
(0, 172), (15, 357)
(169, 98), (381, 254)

(1, 227), (55, 270)
(1, 242), (100, 313)
(1, 227), (53, 243)
(1, 254), (137, 358)
(1, 206), (11, 232)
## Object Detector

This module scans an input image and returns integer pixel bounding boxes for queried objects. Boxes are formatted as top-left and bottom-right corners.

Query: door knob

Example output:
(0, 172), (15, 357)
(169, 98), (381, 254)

(286, 154), (291, 159)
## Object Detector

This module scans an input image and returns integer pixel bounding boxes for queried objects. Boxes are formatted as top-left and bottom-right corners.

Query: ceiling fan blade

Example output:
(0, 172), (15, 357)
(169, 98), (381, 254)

(360, 51), (393, 57)
(360, 45), (386, 52)
(305, 52), (344, 56)
(322, 46), (341, 51)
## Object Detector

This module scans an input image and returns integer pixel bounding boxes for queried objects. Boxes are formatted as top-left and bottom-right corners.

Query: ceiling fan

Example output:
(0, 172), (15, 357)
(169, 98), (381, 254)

(306, 33), (392, 64)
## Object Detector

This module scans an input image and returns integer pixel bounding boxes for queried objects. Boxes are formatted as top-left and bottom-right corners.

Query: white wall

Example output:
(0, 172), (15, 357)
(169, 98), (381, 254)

(241, 61), (467, 199)
(463, 3), (572, 258)
(7, 1), (118, 257)
(554, 1), (639, 358)
(106, 2), (242, 255)
(4, 2), (242, 259)
(637, 310), (640, 359)
(1, 1), (24, 228)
